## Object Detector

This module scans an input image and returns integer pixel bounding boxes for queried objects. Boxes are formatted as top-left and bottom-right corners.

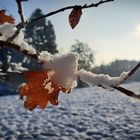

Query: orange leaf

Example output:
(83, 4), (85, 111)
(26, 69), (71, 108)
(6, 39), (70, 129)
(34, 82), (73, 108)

(69, 7), (82, 29)
(0, 10), (15, 25)
(19, 70), (70, 111)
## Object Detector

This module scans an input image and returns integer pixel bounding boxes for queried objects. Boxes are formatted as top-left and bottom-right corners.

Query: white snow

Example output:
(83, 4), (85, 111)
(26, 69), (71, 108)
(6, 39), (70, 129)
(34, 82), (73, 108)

(0, 23), (36, 55)
(0, 82), (140, 140)
(38, 52), (79, 89)
(77, 69), (130, 87)
(13, 31), (36, 55)
(7, 62), (28, 73)
(0, 23), (16, 38)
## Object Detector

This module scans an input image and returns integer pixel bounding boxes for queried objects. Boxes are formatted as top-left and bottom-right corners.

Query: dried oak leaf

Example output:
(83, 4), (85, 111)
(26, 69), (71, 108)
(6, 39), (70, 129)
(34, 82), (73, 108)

(69, 6), (82, 29)
(19, 70), (70, 111)
(0, 10), (15, 25)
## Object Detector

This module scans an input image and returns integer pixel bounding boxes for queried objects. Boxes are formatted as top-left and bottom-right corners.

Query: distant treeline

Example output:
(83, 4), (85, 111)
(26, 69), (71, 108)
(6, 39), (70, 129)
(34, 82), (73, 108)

(93, 60), (140, 81)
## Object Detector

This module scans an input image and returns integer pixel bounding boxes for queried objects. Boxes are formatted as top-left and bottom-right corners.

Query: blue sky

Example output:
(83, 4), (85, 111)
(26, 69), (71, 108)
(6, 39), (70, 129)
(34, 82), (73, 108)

(0, 0), (140, 65)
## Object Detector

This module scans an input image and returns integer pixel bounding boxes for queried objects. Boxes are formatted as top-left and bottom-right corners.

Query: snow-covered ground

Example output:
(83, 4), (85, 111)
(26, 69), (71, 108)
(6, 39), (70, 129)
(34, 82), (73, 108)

(0, 82), (140, 140)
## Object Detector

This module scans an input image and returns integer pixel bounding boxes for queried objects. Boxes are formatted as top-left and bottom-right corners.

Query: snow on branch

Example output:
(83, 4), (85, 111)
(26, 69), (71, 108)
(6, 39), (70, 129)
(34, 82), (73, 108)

(0, 23), (37, 58)
(77, 69), (129, 87)
(0, 40), (38, 60)
(77, 65), (140, 100)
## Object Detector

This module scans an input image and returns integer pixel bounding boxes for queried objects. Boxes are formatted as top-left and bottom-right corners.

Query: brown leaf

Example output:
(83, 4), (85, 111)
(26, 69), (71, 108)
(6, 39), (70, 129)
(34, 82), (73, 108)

(69, 7), (82, 29)
(19, 70), (70, 111)
(0, 10), (15, 25)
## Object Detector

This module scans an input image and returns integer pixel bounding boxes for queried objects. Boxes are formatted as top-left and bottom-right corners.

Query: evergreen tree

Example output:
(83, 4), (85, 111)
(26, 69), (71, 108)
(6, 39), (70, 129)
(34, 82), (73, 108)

(24, 8), (58, 54)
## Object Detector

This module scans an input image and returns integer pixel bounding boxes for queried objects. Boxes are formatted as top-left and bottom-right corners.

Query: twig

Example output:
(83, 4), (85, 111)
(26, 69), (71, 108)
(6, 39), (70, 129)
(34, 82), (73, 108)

(82, 0), (114, 9)
(15, 0), (25, 25)
(98, 62), (140, 99)
(7, 23), (23, 42)
(113, 86), (140, 99)
(7, 0), (26, 42)
(28, 0), (114, 24)
(5, 0), (114, 45)
(124, 62), (140, 81)
(98, 84), (140, 100)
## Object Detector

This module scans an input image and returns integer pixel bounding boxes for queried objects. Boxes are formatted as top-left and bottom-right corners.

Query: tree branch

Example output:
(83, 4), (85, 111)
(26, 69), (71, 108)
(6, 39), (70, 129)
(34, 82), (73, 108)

(6, 0), (26, 42)
(1, 0), (140, 102)
(6, 0), (114, 44)
(125, 62), (140, 81)
(98, 62), (140, 99)
(15, 0), (25, 25)
(113, 86), (140, 99)
(0, 40), (39, 60)
(27, 0), (114, 25)
(6, 23), (23, 42)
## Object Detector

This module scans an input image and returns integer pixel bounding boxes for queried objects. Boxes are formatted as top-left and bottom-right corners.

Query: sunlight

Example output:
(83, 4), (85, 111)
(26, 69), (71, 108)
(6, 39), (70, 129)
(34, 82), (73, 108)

(135, 24), (140, 37)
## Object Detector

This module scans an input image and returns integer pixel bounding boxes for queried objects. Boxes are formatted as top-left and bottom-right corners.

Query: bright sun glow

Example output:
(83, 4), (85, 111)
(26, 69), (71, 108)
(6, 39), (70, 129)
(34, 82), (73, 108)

(135, 24), (140, 37)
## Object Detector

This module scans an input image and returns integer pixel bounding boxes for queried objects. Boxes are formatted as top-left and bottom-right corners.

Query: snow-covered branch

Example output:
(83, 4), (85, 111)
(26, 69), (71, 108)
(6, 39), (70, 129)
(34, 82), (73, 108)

(77, 69), (129, 87)
(0, 23), (38, 60)
(0, 40), (38, 60)
(77, 67), (140, 100)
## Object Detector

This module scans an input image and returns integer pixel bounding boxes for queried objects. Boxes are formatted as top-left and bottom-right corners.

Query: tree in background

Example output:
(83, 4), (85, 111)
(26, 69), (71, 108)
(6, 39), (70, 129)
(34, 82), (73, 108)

(71, 40), (95, 87)
(93, 60), (140, 81)
(24, 8), (58, 54)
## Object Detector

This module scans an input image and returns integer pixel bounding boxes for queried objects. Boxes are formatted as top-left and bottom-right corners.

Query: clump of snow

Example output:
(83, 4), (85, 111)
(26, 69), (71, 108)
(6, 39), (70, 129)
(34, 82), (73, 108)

(0, 23), (16, 38)
(13, 31), (36, 55)
(7, 62), (28, 73)
(77, 69), (130, 87)
(0, 23), (36, 55)
(38, 52), (79, 89)
(38, 51), (53, 65)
